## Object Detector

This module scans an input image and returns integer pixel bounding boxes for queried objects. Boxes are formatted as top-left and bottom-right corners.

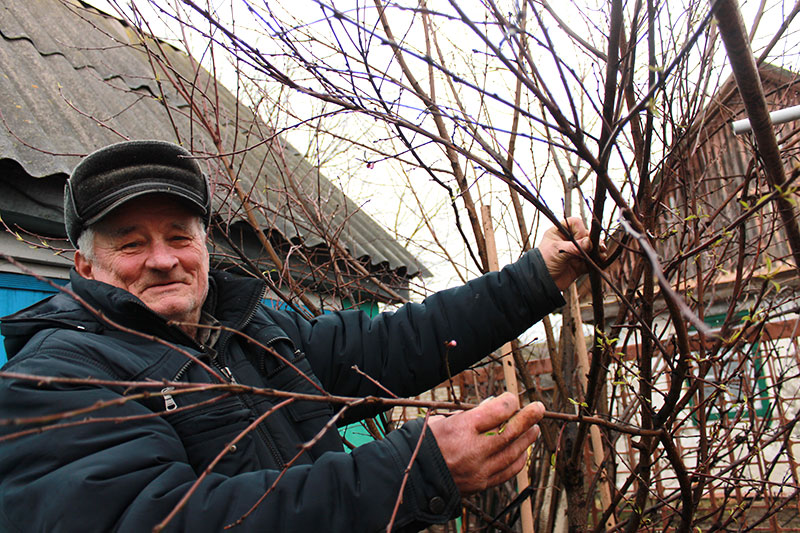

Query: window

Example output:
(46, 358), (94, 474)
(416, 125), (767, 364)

(689, 312), (771, 423)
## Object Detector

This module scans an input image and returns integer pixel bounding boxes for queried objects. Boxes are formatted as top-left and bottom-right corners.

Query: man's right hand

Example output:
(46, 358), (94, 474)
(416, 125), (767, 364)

(428, 393), (544, 494)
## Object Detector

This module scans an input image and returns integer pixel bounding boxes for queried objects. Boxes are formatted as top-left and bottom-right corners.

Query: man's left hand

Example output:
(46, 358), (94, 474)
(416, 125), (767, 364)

(538, 217), (599, 291)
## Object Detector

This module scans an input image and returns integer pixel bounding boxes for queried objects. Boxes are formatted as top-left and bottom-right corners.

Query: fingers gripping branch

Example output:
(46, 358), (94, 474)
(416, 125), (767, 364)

(538, 216), (600, 290)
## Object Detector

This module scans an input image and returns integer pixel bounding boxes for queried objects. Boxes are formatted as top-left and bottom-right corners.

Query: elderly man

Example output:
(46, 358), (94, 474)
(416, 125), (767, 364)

(0, 140), (593, 532)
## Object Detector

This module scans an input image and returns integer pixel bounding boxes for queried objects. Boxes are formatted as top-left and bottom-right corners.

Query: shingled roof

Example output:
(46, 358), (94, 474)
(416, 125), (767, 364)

(0, 0), (427, 280)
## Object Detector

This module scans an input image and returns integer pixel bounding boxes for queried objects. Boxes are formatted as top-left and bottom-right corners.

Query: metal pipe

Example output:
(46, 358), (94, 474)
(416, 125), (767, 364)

(731, 104), (800, 135)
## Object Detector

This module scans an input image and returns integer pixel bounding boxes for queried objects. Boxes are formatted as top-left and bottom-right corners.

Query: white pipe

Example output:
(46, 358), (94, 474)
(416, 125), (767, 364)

(731, 104), (800, 135)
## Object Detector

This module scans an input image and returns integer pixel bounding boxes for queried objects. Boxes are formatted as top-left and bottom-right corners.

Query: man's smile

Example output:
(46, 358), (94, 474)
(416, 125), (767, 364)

(143, 280), (189, 291)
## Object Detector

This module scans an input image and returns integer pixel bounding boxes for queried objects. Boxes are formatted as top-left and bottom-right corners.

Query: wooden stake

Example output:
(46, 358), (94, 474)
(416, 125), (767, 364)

(568, 284), (616, 529)
(481, 205), (535, 533)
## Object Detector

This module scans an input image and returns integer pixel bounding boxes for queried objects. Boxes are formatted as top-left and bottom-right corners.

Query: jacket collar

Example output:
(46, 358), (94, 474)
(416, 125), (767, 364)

(71, 268), (267, 333)
(2, 269), (268, 360)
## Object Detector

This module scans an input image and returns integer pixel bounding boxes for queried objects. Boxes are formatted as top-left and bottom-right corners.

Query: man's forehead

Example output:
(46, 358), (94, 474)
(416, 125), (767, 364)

(101, 219), (196, 238)
(93, 195), (202, 235)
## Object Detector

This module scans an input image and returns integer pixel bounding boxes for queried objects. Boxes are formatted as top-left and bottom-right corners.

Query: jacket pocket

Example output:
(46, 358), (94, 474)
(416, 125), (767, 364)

(163, 395), (258, 475)
(253, 339), (341, 458)
(268, 350), (333, 422)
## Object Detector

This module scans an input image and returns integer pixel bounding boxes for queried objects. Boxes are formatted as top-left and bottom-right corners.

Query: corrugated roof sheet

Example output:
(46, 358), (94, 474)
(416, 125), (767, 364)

(0, 0), (427, 277)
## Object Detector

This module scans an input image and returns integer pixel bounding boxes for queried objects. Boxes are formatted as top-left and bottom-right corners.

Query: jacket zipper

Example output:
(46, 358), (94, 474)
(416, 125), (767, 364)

(161, 358), (195, 411)
(260, 335), (295, 376)
(161, 388), (178, 411)
(215, 283), (267, 357)
(149, 280), (283, 465)
(218, 365), (236, 383)
(212, 357), (286, 468)
(209, 283), (284, 467)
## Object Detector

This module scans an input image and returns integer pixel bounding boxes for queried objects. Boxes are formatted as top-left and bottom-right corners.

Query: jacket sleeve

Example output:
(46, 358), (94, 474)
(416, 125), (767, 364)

(270, 248), (566, 399)
(0, 347), (457, 532)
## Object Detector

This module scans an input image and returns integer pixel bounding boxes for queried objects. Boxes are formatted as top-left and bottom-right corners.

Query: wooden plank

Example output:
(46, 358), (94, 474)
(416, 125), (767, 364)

(480, 205), (534, 533)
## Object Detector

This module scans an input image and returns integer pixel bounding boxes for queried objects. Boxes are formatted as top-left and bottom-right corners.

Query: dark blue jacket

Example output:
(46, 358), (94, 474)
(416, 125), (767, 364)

(0, 250), (564, 532)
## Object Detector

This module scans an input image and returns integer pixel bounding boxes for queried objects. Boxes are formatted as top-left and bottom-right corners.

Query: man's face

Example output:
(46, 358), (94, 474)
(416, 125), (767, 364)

(75, 194), (210, 332)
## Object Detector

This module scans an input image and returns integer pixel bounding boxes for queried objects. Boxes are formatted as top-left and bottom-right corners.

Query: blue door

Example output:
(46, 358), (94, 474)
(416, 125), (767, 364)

(0, 272), (68, 364)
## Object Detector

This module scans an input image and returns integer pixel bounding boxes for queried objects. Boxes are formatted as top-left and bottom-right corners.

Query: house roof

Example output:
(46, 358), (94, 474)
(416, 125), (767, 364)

(0, 0), (427, 278)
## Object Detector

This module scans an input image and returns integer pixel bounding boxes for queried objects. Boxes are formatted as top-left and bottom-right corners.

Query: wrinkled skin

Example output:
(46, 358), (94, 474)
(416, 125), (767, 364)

(538, 216), (597, 291)
(74, 194), (209, 339)
(429, 393), (545, 494)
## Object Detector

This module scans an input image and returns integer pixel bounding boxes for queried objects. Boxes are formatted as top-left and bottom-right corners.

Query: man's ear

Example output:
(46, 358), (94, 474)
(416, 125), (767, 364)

(74, 251), (94, 280)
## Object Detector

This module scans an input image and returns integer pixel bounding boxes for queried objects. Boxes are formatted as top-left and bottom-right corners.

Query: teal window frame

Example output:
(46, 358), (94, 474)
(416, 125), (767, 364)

(688, 312), (771, 423)
(0, 272), (68, 364)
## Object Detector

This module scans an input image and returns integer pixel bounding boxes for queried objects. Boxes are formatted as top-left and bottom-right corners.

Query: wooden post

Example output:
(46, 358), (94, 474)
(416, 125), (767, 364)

(568, 284), (616, 529)
(481, 205), (535, 533)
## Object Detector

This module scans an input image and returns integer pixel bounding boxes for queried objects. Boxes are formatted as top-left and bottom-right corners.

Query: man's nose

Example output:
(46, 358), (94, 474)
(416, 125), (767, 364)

(145, 240), (179, 271)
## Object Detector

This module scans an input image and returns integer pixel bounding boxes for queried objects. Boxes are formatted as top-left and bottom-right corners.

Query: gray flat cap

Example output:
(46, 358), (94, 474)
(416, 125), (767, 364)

(64, 140), (211, 247)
